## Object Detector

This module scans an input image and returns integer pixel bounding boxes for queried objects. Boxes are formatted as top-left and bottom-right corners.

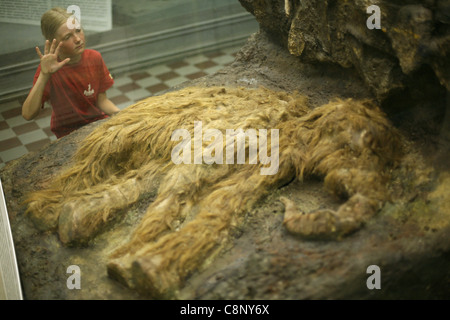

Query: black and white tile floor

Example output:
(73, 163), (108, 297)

(0, 46), (239, 169)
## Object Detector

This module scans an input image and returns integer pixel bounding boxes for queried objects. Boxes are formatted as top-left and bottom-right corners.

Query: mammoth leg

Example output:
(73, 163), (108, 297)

(107, 194), (236, 298)
(280, 98), (400, 239)
(282, 168), (385, 239)
(114, 204), (231, 298)
(107, 165), (291, 298)
(57, 174), (153, 246)
(25, 189), (65, 231)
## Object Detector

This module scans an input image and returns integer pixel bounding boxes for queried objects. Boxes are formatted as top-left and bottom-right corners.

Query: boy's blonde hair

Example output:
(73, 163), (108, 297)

(40, 7), (73, 41)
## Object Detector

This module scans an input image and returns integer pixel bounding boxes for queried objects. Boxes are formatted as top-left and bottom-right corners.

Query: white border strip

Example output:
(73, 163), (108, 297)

(0, 179), (23, 300)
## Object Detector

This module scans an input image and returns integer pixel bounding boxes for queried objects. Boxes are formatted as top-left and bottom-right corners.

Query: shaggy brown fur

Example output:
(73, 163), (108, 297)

(24, 86), (402, 298)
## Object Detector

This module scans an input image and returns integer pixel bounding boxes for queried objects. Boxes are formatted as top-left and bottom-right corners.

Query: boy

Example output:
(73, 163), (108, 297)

(22, 7), (120, 138)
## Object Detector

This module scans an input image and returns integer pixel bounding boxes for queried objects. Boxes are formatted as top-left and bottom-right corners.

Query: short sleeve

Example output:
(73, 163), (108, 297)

(97, 53), (114, 93)
(32, 65), (51, 108)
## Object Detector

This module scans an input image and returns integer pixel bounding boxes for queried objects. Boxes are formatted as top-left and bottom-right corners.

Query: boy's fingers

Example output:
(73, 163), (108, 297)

(35, 47), (43, 59)
(58, 58), (71, 68)
(49, 39), (57, 54)
(54, 41), (63, 56)
(44, 40), (49, 55)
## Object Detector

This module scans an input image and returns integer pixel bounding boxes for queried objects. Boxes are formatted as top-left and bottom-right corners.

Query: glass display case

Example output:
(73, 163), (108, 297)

(0, 0), (258, 168)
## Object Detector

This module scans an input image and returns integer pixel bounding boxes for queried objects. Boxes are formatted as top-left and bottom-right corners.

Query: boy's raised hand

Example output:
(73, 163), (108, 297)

(35, 39), (70, 75)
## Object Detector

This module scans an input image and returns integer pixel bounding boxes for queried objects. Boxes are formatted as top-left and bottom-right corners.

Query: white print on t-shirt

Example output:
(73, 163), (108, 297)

(84, 83), (95, 97)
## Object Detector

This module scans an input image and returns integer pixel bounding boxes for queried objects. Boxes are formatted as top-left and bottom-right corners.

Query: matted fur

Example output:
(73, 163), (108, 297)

(24, 86), (402, 298)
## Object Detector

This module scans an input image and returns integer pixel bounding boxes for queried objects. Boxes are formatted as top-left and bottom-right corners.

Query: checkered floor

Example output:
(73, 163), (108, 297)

(0, 46), (239, 169)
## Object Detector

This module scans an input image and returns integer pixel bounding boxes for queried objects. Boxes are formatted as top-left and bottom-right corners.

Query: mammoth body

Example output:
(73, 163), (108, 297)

(25, 86), (402, 298)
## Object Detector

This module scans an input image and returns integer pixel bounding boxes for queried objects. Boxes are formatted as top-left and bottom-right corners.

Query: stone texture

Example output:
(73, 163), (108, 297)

(239, 0), (450, 101)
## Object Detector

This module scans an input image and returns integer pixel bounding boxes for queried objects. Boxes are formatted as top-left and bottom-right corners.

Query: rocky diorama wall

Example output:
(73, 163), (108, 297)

(1, 0), (449, 300)
(240, 0), (449, 96)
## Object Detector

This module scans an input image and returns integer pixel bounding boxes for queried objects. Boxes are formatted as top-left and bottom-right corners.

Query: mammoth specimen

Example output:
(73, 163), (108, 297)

(25, 86), (404, 298)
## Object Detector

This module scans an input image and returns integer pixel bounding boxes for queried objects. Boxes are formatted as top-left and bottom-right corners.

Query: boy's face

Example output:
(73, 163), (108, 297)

(55, 21), (85, 62)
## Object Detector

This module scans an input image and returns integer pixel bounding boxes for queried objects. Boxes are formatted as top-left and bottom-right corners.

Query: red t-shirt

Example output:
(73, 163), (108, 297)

(32, 49), (114, 138)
